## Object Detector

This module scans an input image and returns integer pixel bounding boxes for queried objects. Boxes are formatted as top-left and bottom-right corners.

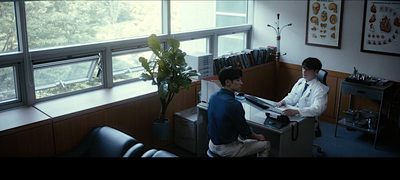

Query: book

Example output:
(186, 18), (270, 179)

(212, 46), (277, 75)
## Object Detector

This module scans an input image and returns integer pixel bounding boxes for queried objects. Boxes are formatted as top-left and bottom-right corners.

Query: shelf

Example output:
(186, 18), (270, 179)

(335, 79), (393, 148)
(337, 118), (385, 135)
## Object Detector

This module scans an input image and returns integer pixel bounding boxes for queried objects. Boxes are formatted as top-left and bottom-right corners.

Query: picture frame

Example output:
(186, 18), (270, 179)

(305, 0), (344, 49)
(361, 0), (400, 56)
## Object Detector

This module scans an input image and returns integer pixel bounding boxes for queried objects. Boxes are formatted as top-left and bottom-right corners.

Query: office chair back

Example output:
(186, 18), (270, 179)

(317, 69), (328, 85)
(314, 69), (329, 150)
(317, 69), (330, 94)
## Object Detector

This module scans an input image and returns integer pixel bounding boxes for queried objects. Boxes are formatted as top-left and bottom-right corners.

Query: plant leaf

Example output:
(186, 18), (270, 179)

(148, 34), (161, 56)
(168, 81), (180, 94)
(139, 57), (151, 73)
(158, 81), (168, 99)
(167, 38), (180, 52)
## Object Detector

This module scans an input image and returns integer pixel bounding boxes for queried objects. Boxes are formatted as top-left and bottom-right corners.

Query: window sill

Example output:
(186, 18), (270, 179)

(0, 81), (158, 135)
(0, 106), (51, 136)
(34, 81), (158, 121)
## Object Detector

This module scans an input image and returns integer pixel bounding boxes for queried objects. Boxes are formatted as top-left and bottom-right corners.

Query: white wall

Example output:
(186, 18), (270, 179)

(252, 0), (400, 82)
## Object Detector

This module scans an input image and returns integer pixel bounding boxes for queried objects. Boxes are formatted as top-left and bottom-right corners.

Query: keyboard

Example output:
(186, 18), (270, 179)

(244, 94), (271, 109)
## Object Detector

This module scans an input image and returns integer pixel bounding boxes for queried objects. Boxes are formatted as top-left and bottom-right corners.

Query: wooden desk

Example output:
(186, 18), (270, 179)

(196, 97), (315, 157)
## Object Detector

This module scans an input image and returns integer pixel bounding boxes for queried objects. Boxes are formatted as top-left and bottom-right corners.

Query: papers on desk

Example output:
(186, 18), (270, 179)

(265, 104), (298, 116)
(242, 96), (299, 118)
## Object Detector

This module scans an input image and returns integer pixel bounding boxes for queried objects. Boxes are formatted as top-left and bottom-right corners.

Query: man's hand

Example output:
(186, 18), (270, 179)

(276, 100), (286, 108)
(282, 109), (300, 116)
(250, 132), (266, 141)
(256, 134), (266, 141)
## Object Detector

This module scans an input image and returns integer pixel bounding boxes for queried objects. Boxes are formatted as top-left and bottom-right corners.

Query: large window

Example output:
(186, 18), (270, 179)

(216, 0), (247, 27)
(180, 38), (208, 55)
(218, 33), (246, 56)
(0, 0), (251, 111)
(25, 1), (162, 50)
(171, 0), (248, 33)
(0, 2), (18, 54)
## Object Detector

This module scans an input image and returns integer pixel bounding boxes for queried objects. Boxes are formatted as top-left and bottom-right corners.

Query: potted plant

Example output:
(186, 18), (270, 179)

(138, 34), (199, 139)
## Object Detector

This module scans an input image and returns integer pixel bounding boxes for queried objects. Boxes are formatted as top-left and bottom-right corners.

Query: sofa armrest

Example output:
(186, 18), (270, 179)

(141, 149), (178, 158)
(123, 143), (146, 157)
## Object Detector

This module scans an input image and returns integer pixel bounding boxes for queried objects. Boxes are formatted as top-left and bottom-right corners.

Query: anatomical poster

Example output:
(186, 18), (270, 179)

(361, 0), (400, 56)
(306, 0), (343, 48)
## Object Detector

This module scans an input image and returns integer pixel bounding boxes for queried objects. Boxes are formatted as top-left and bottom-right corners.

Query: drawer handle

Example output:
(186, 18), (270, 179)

(357, 90), (365, 94)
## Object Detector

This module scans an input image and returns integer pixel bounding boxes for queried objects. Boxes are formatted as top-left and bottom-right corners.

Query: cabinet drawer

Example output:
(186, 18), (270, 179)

(341, 83), (383, 100)
(174, 116), (197, 153)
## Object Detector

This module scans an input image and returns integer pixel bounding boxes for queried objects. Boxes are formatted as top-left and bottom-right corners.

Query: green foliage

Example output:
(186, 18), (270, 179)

(139, 34), (199, 122)
(0, 1), (160, 100)
(0, 1), (160, 52)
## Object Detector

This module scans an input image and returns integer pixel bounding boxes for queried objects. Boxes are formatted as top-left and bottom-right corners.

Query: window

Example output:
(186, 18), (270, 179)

(0, 66), (18, 104)
(25, 1), (162, 50)
(112, 49), (154, 83)
(171, 0), (247, 33)
(0, 0), (251, 111)
(218, 33), (246, 56)
(33, 55), (102, 99)
(216, 0), (247, 27)
(180, 38), (208, 55)
(0, 2), (18, 54)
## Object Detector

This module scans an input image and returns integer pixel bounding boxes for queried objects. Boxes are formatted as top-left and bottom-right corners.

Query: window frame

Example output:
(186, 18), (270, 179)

(0, 0), (252, 111)
(0, 55), (24, 111)
(33, 55), (101, 91)
(32, 51), (105, 102)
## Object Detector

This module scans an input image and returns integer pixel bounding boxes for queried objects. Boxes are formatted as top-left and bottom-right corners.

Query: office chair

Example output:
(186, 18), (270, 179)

(314, 69), (329, 154)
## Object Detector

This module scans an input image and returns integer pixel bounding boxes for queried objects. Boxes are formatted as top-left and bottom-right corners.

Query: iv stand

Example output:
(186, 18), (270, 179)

(267, 14), (292, 100)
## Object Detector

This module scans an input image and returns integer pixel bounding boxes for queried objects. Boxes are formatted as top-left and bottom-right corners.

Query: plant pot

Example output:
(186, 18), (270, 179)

(153, 118), (170, 140)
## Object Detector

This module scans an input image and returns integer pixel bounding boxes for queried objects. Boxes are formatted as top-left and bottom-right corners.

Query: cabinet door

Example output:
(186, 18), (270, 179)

(0, 125), (55, 157)
(175, 116), (197, 153)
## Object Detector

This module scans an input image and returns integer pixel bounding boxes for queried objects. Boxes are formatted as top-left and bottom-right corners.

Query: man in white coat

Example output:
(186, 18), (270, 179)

(276, 57), (328, 117)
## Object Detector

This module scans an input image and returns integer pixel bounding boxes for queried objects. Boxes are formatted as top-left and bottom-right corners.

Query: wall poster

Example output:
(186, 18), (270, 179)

(306, 0), (343, 49)
(361, 0), (400, 56)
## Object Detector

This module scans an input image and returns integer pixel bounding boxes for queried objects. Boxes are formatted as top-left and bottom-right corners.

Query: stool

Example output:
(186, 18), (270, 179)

(206, 149), (257, 158)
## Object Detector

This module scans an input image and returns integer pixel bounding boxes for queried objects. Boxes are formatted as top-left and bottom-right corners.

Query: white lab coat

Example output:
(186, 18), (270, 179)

(282, 78), (328, 117)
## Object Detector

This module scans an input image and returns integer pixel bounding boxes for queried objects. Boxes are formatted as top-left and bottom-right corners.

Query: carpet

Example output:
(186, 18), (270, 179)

(312, 121), (400, 157)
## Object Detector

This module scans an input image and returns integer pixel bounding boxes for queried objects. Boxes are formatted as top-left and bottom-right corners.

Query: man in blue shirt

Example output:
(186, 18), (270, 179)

(208, 66), (271, 157)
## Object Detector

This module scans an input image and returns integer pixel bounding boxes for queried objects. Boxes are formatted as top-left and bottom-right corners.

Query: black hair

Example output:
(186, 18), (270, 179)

(218, 66), (242, 87)
(302, 57), (322, 71)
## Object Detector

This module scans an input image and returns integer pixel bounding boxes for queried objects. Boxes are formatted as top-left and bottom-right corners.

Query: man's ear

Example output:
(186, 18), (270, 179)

(225, 79), (232, 87)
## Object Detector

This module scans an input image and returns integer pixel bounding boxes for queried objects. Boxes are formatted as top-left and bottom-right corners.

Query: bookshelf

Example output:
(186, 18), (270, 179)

(213, 46), (277, 75)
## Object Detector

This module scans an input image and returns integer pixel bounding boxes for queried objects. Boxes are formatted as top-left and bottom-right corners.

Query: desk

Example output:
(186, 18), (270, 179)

(196, 97), (315, 157)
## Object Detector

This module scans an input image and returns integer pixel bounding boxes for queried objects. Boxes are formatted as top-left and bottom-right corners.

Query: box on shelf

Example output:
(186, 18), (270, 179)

(186, 52), (213, 79)
(344, 109), (379, 130)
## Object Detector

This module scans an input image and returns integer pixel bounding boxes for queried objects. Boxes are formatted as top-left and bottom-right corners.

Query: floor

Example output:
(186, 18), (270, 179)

(161, 121), (400, 158)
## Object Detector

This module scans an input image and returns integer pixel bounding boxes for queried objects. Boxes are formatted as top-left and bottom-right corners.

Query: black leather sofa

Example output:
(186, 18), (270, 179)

(58, 126), (177, 158)
(141, 149), (178, 158)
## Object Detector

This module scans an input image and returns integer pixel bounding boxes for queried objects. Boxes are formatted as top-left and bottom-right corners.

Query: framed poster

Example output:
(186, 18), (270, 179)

(361, 0), (400, 56)
(305, 0), (344, 49)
